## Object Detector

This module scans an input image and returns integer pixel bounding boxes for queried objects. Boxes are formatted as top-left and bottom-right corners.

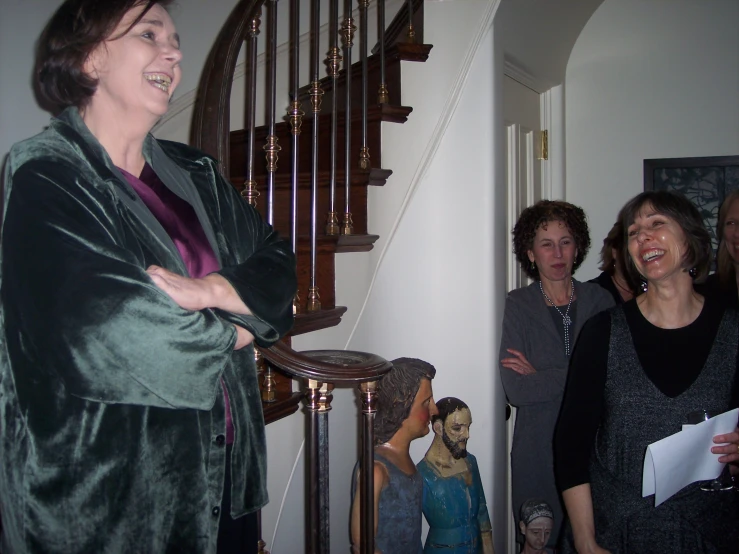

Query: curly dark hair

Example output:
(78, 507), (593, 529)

(621, 190), (712, 284)
(374, 358), (436, 445)
(512, 200), (591, 280)
(36, 0), (174, 111)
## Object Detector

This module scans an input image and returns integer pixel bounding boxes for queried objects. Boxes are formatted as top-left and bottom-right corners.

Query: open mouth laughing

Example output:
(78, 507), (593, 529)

(144, 73), (173, 93)
(641, 249), (665, 262)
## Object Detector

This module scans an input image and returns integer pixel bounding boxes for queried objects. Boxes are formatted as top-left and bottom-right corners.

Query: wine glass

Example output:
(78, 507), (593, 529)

(686, 409), (735, 492)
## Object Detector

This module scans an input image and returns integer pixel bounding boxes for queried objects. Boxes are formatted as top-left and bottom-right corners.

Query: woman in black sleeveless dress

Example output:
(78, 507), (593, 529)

(555, 191), (739, 554)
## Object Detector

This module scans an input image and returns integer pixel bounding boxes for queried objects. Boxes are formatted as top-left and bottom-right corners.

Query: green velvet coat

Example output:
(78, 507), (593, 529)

(0, 108), (297, 553)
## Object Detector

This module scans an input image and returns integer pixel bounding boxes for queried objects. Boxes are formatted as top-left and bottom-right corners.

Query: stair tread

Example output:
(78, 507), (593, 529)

(292, 306), (348, 335)
(231, 104), (413, 140)
(262, 391), (303, 424)
(297, 43), (434, 99)
(231, 168), (392, 188)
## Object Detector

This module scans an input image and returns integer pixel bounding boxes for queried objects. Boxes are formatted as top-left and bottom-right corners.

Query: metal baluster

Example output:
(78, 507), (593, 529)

(307, 0), (324, 312)
(359, 381), (379, 554)
(264, 0), (280, 225)
(288, 0), (304, 314)
(377, 0), (388, 104)
(325, 0), (342, 235)
(340, 0), (356, 235)
(358, 0), (370, 171)
(242, 11), (261, 206)
(406, 0), (415, 43)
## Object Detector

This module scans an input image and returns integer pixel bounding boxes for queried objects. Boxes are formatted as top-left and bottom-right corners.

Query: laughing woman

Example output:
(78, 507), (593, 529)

(499, 200), (614, 547)
(0, 1), (296, 553)
(555, 191), (739, 553)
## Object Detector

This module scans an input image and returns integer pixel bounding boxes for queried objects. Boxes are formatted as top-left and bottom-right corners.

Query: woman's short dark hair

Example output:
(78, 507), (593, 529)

(716, 190), (739, 286)
(36, 0), (173, 110)
(374, 358), (436, 446)
(598, 219), (625, 273)
(512, 200), (591, 280)
(620, 190), (712, 284)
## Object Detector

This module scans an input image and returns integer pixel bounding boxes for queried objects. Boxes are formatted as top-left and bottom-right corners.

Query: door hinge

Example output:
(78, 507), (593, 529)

(537, 130), (549, 161)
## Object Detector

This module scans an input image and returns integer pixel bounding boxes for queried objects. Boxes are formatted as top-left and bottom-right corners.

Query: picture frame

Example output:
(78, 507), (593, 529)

(644, 155), (739, 265)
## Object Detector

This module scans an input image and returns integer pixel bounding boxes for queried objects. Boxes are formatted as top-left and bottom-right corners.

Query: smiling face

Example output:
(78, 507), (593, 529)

(527, 220), (577, 286)
(85, 3), (182, 124)
(627, 203), (689, 284)
(520, 516), (552, 552)
(440, 408), (471, 459)
(722, 197), (739, 266)
(401, 379), (437, 440)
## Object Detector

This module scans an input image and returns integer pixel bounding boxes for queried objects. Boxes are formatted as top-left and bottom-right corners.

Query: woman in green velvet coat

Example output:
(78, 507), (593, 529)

(0, 1), (296, 552)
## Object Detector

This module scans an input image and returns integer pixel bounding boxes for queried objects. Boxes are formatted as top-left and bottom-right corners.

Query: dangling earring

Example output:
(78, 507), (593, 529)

(531, 261), (536, 272)
(640, 278), (648, 293)
(688, 267), (697, 279)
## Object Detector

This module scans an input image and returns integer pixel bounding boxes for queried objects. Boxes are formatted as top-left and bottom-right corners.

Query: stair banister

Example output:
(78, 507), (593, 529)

(190, 0), (429, 550)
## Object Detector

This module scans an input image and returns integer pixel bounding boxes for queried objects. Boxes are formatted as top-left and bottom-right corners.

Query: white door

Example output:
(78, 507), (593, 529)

(503, 74), (542, 554)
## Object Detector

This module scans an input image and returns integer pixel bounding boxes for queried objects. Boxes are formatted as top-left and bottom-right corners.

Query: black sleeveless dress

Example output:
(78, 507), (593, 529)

(561, 306), (739, 553)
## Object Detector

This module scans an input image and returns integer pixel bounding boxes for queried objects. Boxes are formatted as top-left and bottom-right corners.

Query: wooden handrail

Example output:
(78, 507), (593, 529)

(261, 342), (392, 383)
(190, 0), (263, 178)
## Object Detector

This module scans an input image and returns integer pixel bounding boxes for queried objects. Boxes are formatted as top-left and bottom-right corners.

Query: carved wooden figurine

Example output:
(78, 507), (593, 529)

(417, 397), (494, 554)
(350, 358), (438, 554)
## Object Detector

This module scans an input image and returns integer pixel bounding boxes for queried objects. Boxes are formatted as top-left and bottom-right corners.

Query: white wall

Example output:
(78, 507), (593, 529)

(565, 0), (739, 279)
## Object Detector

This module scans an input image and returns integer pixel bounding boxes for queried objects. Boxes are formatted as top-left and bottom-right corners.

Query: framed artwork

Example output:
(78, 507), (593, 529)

(644, 155), (739, 264)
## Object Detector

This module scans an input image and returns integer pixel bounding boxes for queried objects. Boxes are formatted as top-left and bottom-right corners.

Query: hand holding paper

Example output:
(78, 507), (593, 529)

(642, 408), (738, 506)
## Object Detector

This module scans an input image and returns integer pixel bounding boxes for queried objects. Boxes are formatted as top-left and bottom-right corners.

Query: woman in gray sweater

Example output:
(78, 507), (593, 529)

(499, 200), (613, 547)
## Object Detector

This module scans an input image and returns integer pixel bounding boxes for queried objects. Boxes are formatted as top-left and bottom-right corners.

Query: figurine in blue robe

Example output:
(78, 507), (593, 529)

(417, 398), (494, 554)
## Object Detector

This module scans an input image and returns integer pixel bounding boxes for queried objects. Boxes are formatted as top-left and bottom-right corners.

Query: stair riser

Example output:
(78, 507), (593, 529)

(230, 114), (384, 177)
(231, 182), (369, 238)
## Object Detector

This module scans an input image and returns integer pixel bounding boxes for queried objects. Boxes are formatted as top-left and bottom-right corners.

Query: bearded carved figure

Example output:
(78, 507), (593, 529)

(417, 398), (495, 554)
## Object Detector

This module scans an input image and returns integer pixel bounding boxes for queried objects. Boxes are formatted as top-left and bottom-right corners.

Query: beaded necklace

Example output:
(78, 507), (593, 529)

(539, 280), (575, 356)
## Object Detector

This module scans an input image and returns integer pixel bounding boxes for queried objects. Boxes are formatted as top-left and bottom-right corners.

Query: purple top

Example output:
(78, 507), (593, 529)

(120, 164), (235, 443)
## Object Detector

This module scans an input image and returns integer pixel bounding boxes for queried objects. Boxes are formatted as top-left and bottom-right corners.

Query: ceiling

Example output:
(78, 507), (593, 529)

(495, 0), (605, 91)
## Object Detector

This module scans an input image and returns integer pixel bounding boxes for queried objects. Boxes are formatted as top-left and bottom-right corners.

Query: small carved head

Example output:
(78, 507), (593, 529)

(431, 397), (471, 459)
(374, 358), (437, 445)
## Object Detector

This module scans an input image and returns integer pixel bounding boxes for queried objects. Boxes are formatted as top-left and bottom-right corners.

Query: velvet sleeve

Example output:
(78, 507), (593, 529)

(207, 166), (296, 347)
(2, 160), (236, 409)
(499, 295), (569, 406)
(554, 310), (610, 491)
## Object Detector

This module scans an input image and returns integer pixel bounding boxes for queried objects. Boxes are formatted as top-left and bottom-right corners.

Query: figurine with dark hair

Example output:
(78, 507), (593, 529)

(417, 397), (494, 554)
(518, 499), (554, 554)
(350, 358), (438, 554)
(499, 200), (614, 546)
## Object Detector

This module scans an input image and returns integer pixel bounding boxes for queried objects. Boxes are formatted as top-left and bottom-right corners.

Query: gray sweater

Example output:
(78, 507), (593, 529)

(499, 279), (613, 543)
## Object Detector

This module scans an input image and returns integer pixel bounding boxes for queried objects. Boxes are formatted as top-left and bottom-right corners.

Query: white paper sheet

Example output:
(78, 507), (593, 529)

(642, 408), (738, 506)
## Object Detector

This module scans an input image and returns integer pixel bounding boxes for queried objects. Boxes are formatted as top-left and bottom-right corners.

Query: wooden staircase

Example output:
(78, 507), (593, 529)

(190, 0), (432, 551)
(218, 4), (433, 424)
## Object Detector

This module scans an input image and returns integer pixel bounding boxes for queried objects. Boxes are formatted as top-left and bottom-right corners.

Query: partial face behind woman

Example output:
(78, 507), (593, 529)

(84, 2), (182, 122)
(527, 220), (577, 285)
(721, 196), (739, 266)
